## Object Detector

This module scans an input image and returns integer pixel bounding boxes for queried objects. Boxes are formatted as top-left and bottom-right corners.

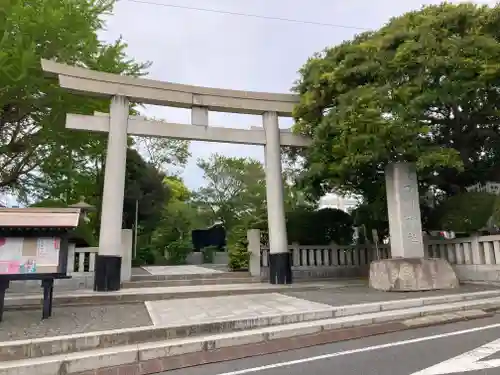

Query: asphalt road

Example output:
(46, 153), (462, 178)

(164, 314), (500, 375)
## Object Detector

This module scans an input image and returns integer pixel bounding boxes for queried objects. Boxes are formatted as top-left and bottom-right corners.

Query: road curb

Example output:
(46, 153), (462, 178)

(401, 309), (495, 329)
(2, 309), (492, 375)
(3, 291), (500, 363)
(68, 309), (493, 375)
(3, 283), (328, 309)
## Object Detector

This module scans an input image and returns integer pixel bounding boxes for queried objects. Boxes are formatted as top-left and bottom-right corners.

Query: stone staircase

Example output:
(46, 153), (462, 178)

(5, 281), (331, 309)
(1, 289), (500, 375)
(123, 271), (261, 288)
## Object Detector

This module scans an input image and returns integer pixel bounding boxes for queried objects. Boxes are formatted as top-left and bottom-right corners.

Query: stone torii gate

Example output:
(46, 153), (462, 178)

(41, 59), (458, 292)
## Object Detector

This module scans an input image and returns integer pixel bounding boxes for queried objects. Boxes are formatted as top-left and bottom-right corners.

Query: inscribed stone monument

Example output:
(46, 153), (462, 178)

(370, 163), (459, 291)
(385, 162), (424, 258)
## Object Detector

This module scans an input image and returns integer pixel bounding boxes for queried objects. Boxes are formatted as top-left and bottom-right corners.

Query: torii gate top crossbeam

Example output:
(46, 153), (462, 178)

(41, 59), (299, 116)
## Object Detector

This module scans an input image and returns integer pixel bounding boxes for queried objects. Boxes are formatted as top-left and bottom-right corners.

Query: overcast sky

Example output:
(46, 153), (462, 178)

(99, 0), (495, 190)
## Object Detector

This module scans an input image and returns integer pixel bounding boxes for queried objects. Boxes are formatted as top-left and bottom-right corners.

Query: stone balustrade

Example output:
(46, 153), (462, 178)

(63, 231), (500, 284)
(425, 234), (500, 282)
(249, 229), (500, 283)
(68, 246), (98, 274)
(260, 244), (390, 268)
(425, 234), (500, 266)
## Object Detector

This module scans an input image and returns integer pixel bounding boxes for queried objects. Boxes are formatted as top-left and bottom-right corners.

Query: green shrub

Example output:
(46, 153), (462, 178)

(246, 208), (354, 247)
(227, 225), (250, 271)
(72, 221), (98, 247)
(228, 245), (249, 271)
(131, 258), (143, 267)
(491, 195), (500, 228)
(165, 238), (192, 265)
(286, 208), (354, 245)
(202, 245), (218, 264)
(429, 192), (496, 233)
(132, 245), (156, 266)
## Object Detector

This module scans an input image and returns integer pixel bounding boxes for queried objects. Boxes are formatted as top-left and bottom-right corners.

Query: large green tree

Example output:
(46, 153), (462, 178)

(39, 149), (170, 247)
(122, 148), (169, 233)
(293, 2), (500, 201)
(193, 154), (305, 230)
(0, 0), (149, 199)
(147, 176), (211, 265)
(132, 120), (190, 176)
(427, 192), (499, 233)
(152, 176), (206, 244)
(193, 154), (268, 230)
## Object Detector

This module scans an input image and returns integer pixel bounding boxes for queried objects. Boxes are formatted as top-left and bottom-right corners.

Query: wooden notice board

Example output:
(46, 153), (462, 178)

(0, 237), (61, 275)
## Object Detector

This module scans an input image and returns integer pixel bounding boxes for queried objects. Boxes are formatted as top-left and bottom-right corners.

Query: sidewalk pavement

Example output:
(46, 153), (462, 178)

(1, 283), (500, 375)
(0, 282), (497, 342)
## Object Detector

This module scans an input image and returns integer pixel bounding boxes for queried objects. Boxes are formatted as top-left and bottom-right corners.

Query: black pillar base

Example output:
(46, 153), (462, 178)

(269, 252), (292, 284)
(0, 280), (9, 322)
(94, 255), (122, 292)
(41, 278), (54, 320)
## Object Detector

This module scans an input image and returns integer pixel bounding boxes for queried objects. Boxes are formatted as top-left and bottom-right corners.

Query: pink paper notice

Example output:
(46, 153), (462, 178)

(0, 261), (20, 274)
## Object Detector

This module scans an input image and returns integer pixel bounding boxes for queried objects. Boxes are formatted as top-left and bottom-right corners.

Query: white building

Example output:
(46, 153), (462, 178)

(319, 193), (360, 213)
(0, 194), (7, 208)
(466, 182), (500, 195)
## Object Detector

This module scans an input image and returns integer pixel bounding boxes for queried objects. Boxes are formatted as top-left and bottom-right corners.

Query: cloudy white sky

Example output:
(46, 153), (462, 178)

(99, 0), (495, 190)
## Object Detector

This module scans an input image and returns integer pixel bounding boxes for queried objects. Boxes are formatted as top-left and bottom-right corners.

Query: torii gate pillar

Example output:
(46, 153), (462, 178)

(94, 96), (128, 291)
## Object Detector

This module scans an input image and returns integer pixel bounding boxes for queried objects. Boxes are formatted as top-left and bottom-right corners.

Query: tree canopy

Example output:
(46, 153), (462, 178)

(293, 2), (500, 200)
(193, 154), (310, 231)
(427, 192), (498, 233)
(193, 154), (268, 230)
(122, 148), (169, 233)
(0, 0), (150, 199)
(1, 0), (194, 263)
(287, 208), (354, 245)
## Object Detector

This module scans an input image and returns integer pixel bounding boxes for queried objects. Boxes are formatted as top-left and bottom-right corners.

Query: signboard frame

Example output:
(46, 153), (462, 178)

(0, 227), (72, 321)
(0, 228), (70, 280)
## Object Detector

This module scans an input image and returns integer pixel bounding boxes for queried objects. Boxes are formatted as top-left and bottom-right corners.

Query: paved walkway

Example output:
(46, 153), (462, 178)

(284, 283), (499, 306)
(0, 303), (152, 341)
(0, 283), (497, 342)
(4, 281), (340, 300)
(144, 284), (500, 327)
(145, 293), (333, 326)
(142, 265), (224, 275)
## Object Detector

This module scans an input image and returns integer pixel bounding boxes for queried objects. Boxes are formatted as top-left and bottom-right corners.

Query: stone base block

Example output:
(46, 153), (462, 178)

(94, 255), (122, 292)
(369, 258), (459, 291)
(269, 253), (292, 284)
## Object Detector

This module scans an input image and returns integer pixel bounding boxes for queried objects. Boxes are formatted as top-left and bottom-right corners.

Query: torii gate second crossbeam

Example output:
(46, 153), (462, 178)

(41, 58), (446, 293)
(41, 59), (309, 291)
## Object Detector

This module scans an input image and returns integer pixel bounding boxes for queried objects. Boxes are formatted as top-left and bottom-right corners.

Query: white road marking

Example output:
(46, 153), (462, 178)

(411, 338), (500, 374)
(214, 322), (500, 375)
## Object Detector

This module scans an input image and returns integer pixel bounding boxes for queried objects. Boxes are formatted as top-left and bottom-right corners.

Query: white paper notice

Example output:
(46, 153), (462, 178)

(36, 238), (60, 265)
(0, 238), (23, 261)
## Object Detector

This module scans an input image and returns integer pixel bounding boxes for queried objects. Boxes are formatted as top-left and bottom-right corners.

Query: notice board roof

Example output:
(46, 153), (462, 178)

(0, 208), (81, 228)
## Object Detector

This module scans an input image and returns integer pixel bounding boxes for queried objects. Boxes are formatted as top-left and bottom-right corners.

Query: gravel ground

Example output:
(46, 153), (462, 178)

(132, 265), (229, 275)
(132, 267), (151, 275)
(1, 282), (496, 342)
(0, 303), (152, 341)
(195, 264), (229, 272)
(283, 283), (499, 306)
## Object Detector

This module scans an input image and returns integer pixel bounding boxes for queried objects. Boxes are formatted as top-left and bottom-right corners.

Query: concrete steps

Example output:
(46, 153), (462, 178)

(123, 275), (261, 288)
(130, 271), (251, 282)
(4, 282), (331, 309)
(2, 290), (500, 374)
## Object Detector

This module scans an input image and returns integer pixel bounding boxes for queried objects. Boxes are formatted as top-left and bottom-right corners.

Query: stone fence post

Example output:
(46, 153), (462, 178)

(67, 243), (76, 274)
(121, 229), (133, 282)
(247, 229), (261, 277)
(330, 241), (339, 266)
(470, 234), (484, 265)
(291, 242), (300, 266)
